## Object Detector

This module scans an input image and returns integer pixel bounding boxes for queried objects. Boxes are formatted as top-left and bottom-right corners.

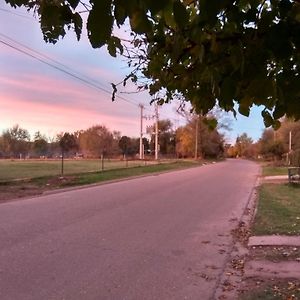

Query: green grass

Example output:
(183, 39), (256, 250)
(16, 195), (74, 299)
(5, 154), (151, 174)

(0, 159), (171, 181)
(249, 246), (300, 262)
(262, 166), (288, 176)
(59, 160), (200, 186)
(252, 183), (300, 235)
(0, 160), (203, 201)
(239, 280), (300, 300)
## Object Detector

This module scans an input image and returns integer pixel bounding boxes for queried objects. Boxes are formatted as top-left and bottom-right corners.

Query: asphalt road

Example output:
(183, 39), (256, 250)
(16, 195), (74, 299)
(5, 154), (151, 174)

(0, 159), (259, 300)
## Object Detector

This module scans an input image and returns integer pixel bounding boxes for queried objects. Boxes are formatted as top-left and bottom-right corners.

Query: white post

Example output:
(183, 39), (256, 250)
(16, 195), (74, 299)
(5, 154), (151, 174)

(195, 116), (199, 160)
(155, 105), (159, 160)
(139, 104), (144, 160)
(288, 130), (292, 165)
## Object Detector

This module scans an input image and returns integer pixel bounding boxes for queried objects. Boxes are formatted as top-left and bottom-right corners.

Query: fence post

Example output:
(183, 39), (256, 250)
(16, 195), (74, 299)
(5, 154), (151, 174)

(101, 153), (104, 171)
(61, 150), (64, 176)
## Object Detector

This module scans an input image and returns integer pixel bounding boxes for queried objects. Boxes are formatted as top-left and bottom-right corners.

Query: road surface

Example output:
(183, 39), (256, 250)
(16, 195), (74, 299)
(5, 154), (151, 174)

(0, 159), (259, 300)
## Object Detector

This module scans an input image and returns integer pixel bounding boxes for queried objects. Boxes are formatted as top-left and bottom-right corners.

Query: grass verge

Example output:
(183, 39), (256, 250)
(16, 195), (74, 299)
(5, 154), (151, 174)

(248, 246), (300, 262)
(0, 160), (202, 202)
(252, 183), (300, 235)
(59, 160), (200, 186)
(262, 166), (288, 177)
(239, 279), (300, 300)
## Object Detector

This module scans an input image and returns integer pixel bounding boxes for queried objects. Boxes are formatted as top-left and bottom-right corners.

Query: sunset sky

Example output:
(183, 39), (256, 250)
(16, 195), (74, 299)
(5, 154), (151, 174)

(0, 2), (265, 143)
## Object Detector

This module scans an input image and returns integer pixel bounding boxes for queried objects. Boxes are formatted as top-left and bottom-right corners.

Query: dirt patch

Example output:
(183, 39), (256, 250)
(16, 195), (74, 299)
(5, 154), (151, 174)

(0, 184), (44, 202)
(231, 221), (252, 247)
(0, 176), (76, 203)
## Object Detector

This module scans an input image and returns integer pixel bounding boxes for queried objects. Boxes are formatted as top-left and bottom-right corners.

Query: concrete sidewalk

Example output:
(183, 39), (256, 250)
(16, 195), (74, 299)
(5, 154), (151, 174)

(245, 235), (300, 280)
(263, 175), (288, 181)
(249, 235), (300, 247)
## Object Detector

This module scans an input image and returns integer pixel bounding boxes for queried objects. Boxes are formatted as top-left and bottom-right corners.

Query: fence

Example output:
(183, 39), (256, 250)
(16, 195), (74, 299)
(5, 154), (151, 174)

(0, 158), (176, 181)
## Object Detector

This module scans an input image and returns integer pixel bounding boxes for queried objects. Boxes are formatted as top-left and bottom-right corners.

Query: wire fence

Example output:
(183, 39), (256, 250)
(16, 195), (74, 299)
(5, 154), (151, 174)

(0, 158), (178, 181)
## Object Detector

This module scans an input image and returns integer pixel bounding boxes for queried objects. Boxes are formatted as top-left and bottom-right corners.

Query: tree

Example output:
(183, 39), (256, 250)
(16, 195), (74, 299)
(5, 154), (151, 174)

(58, 132), (77, 175)
(1, 124), (30, 158)
(176, 115), (224, 158)
(176, 125), (195, 158)
(78, 125), (113, 158)
(58, 132), (78, 156)
(259, 128), (285, 160)
(112, 130), (122, 156)
(118, 136), (131, 157)
(5, 0), (300, 126)
(236, 133), (254, 158)
(32, 131), (48, 157)
(276, 118), (300, 151)
(147, 119), (176, 156)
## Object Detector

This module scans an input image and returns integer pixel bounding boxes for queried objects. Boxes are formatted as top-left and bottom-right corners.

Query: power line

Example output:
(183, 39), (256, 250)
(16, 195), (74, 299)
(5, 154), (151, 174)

(0, 7), (35, 21)
(0, 31), (182, 124)
(0, 38), (140, 107)
(0, 32), (110, 90)
(0, 11), (147, 107)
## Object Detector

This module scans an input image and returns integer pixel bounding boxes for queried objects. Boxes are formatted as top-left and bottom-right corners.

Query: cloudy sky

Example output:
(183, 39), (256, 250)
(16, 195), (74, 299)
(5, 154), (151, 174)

(0, 3), (265, 143)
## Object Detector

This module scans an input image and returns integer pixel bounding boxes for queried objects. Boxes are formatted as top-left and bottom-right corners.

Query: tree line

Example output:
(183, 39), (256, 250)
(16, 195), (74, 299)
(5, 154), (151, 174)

(0, 118), (225, 159)
(227, 118), (300, 166)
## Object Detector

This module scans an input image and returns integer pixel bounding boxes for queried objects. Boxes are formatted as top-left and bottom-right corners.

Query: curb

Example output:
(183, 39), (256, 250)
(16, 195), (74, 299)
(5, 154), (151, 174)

(213, 176), (261, 299)
(43, 163), (208, 197)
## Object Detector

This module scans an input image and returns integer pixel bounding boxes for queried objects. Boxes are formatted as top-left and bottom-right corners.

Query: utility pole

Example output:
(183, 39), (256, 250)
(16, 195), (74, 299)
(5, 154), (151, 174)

(155, 104), (159, 160)
(288, 130), (292, 165)
(195, 116), (199, 160)
(139, 104), (144, 160)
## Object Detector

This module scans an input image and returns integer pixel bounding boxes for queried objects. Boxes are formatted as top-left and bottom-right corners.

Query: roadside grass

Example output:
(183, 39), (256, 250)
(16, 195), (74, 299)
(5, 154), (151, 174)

(262, 166), (288, 176)
(0, 159), (170, 181)
(252, 183), (300, 235)
(0, 160), (203, 201)
(239, 279), (300, 300)
(60, 160), (200, 186)
(248, 246), (300, 262)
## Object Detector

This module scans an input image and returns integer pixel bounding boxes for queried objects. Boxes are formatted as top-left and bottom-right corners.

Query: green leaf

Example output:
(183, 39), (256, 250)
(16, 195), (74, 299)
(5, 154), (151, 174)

(39, 4), (68, 43)
(265, 23), (292, 59)
(129, 9), (152, 34)
(73, 12), (82, 41)
(87, 0), (113, 48)
(145, 0), (170, 14)
(67, 0), (80, 10)
(238, 102), (250, 117)
(273, 120), (281, 130)
(111, 83), (117, 102)
(273, 104), (285, 120)
(262, 110), (274, 127)
(220, 77), (236, 104)
(114, 0), (127, 26)
(173, 0), (189, 29)
(162, 4), (177, 28)
(203, 117), (218, 130)
(199, 0), (220, 25)
(107, 36), (123, 57)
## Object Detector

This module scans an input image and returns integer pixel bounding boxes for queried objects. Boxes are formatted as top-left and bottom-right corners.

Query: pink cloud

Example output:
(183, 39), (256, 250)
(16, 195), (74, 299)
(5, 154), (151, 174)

(0, 95), (139, 139)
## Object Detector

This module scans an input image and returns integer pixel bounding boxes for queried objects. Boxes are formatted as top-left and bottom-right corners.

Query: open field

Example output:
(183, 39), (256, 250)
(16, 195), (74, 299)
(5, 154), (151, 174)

(0, 159), (167, 181)
(252, 183), (300, 235)
(0, 160), (202, 202)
